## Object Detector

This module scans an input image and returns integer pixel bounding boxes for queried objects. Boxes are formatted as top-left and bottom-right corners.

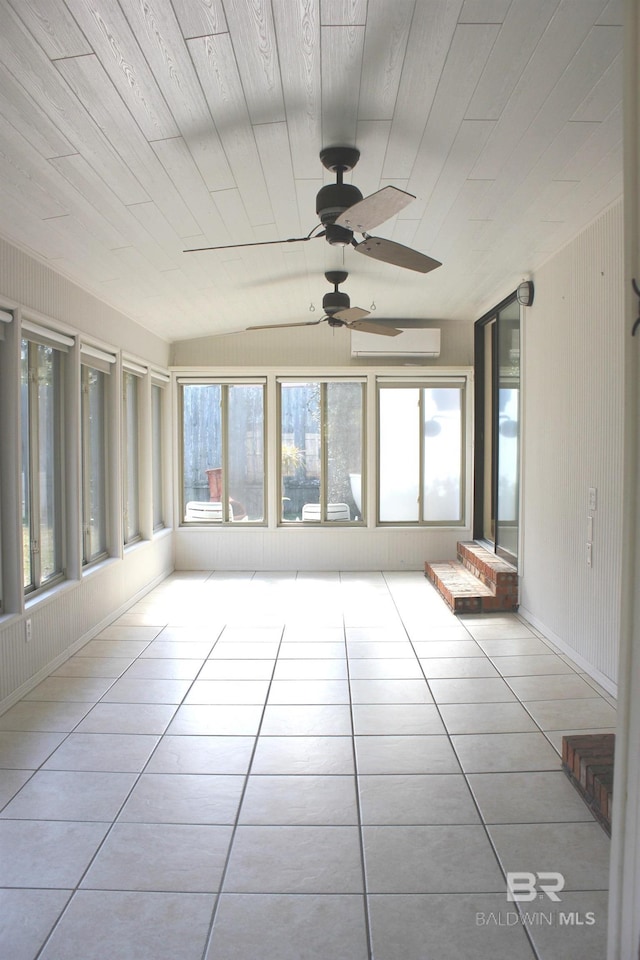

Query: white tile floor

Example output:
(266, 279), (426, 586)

(0, 571), (615, 960)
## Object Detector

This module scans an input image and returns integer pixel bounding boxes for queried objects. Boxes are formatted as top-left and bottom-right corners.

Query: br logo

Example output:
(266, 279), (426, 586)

(506, 872), (565, 902)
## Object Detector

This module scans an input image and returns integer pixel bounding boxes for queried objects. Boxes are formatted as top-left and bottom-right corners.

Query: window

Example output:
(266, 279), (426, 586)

(378, 381), (465, 524)
(181, 380), (265, 523)
(151, 382), (164, 530)
(81, 359), (109, 565)
(279, 380), (365, 523)
(123, 370), (141, 543)
(21, 336), (66, 592)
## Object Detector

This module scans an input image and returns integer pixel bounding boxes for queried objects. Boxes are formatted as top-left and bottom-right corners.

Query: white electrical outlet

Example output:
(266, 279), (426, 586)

(588, 487), (597, 511)
(25, 618), (32, 642)
(586, 542), (593, 567)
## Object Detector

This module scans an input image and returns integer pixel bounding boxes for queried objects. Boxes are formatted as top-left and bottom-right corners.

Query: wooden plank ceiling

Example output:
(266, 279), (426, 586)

(0, 0), (623, 341)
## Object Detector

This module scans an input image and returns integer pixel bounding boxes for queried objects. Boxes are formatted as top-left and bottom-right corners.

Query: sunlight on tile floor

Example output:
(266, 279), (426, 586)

(0, 571), (615, 960)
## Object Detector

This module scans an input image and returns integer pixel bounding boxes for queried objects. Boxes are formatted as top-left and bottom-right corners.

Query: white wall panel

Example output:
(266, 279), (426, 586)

(171, 320), (473, 367)
(0, 536), (174, 712)
(519, 200), (624, 686)
(174, 526), (468, 573)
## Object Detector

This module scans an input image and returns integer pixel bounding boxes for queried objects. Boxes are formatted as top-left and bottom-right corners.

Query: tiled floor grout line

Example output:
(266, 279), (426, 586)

(384, 580), (539, 937)
(30, 620), (231, 960)
(382, 575), (583, 960)
(27, 614), (247, 959)
(341, 572), (375, 960)
(29, 639), (168, 960)
(198, 622), (286, 960)
(1, 571), (614, 959)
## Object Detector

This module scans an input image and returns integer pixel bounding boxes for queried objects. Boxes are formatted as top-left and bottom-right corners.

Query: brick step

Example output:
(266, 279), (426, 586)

(425, 541), (519, 614)
(424, 561), (505, 613)
(562, 733), (614, 835)
(457, 540), (518, 593)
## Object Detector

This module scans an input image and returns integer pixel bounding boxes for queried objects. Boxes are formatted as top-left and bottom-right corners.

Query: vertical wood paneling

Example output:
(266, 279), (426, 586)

(174, 526), (468, 573)
(520, 200), (624, 684)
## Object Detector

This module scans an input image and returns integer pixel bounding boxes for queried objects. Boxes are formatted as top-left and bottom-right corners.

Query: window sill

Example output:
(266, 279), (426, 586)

(82, 555), (119, 579)
(123, 537), (146, 553)
(179, 521), (267, 529)
(152, 526), (173, 541)
(278, 521), (366, 528)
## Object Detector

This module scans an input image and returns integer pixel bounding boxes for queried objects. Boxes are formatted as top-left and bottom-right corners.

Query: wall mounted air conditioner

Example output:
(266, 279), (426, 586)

(351, 327), (441, 358)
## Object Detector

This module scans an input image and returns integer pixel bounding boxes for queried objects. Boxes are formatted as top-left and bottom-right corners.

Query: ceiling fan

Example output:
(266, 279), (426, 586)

(246, 271), (402, 337)
(184, 146), (442, 274)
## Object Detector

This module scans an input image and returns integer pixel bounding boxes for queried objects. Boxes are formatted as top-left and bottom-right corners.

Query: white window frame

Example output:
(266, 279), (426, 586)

(178, 377), (267, 526)
(122, 363), (145, 545)
(21, 325), (73, 594)
(376, 375), (470, 527)
(80, 345), (115, 567)
(151, 373), (169, 532)
(277, 377), (367, 526)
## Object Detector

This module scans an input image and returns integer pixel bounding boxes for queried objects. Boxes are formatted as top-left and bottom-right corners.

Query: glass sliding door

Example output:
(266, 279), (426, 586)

(474, 295), (521, 563)
(496, 300), (520, 558)
(482, 320), (496, 544)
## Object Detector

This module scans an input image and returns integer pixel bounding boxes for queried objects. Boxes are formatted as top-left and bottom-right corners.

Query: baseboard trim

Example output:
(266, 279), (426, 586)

(0, 569), (172, 717)
(518, 605), (618, 700)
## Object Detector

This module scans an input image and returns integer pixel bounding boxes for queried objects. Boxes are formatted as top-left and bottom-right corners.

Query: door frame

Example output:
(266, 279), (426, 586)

(473, 290), (520, 564)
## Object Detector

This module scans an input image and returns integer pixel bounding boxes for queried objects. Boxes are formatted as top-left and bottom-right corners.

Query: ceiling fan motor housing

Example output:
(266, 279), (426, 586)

(316, 183), (363, 226)
(323, 290), (350, 316)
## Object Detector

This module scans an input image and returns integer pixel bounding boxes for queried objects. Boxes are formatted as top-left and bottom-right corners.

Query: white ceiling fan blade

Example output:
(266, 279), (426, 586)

(349, 321), (403, 337)
(332, 306), (370, 323)
(354, 237), (442, 273)
(335, 185), (415, 233)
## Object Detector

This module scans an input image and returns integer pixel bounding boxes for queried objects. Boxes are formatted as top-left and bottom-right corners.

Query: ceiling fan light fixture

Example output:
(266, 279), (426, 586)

(324, 223), (355, 247)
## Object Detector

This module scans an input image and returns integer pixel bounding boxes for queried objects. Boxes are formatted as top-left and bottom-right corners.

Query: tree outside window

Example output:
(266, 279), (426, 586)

(279, 381), (364, 523)
(181, 382), (265, 523)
